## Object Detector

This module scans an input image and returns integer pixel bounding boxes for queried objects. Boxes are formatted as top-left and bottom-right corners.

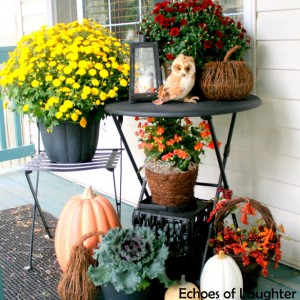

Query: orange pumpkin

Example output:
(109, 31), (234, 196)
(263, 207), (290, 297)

(54, 185), (121, 272)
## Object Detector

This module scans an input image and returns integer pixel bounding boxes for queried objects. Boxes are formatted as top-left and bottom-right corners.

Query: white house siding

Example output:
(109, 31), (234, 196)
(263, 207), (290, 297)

(21, 0), (47, 34)
(254, 1), (300, 269)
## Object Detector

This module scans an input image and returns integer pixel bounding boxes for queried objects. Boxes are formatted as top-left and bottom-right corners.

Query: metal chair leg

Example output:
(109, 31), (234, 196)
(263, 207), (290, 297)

(24, 171), (52, 270)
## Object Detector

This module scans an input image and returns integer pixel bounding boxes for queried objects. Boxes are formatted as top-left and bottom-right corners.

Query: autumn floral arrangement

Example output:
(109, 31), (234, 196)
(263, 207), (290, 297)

(207, 192), (284, 278)
(0, 19), (130, 130)
(140, 0), (250, 69)
(136, 117), (217, 172)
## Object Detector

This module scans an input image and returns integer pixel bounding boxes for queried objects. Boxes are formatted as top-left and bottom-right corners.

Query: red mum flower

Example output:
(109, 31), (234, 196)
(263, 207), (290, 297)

(164, 6), (174, 13)
(162, 19), (170, 29)
(169, 27), (180, 37)
(166, 53), (175, 60)
(180, 19), (188, 26)
(215, 30), (223, 38)
(204, 40), (213, 49)
(154, 14), (164, 24)
(169, 17), (175, 24)
(216, 39), (224, 50)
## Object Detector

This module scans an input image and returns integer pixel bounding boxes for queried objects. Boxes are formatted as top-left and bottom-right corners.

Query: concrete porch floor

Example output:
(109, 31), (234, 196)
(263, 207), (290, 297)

(0, 167), (299, 299)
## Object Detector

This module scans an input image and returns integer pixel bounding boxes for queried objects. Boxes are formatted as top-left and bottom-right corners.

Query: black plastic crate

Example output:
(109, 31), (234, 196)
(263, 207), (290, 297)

(132, 198), (213, 283)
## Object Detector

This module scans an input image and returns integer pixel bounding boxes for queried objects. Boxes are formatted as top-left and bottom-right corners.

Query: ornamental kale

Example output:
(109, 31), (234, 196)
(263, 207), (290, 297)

(87, 227), (172, 294)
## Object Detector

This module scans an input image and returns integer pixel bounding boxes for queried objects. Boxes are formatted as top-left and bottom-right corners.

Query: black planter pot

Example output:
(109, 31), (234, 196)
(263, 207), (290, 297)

(39, 120), (100, 163)
(100, 283), (152, 300)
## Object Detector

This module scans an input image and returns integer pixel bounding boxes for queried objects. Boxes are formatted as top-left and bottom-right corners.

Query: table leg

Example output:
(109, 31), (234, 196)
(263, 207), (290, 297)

(112, 115), (149, 197)
(202, 115), (230, 190)
(24, 170), (52, 270)
(200, 113), (238, 272)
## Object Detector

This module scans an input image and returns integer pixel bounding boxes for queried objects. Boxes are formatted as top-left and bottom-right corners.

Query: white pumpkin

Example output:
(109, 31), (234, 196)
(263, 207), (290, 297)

(200, 251), (243, 300)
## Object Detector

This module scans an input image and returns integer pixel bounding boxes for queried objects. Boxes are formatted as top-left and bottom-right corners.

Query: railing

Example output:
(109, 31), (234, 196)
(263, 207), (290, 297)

(0, 47), (35, 166)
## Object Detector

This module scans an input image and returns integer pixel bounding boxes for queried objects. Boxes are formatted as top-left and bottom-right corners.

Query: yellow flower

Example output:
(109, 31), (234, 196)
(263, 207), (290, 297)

(78, 60), (88, 69)
(31, 80), (39, 87)
(66, 78), (75, 85)
(80, 117), (87, 128)
(38, 62), (46, 68)
(63, 66), (72, 75)
(64, 100), (73, 109)
(100, 92), (107, 101)
(112, 62), (119, 69)
(72, 82), (80, 89)
(67, 52), (79, 61)
(59, 105), (68, 113)
(23, 104), (29, 112)
(53, 78), (61, 87)
(120, 79), (128, 87)
(123, 63), (130, 70)
(99, 69), (109, 79)
(108, 89), (116, 98)
(91, 79), (100, 86)
(103, 46), (110, 53)
(95, 63), (103, 70)
(45, 75), (53, 82)
(71, 113), (78, 122)
(91, 88), (99, 96)
(82, 86), (91, 95)
(56, 112), (63, 119)
(69, 61), (77, 69)
(77, 68), (86, 76)
(89, 69), (97, 76)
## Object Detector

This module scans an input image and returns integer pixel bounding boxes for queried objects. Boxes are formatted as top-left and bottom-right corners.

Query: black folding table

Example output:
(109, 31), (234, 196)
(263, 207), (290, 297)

(105, 95), (262, 269)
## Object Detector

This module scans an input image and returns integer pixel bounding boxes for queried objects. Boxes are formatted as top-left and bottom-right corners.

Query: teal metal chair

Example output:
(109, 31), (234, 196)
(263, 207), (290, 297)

(0, 46), (35, 162)
(0, 267), (4, 300)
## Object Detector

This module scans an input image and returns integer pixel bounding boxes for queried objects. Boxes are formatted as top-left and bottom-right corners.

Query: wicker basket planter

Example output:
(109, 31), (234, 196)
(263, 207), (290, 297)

(214, 197), (277, 291)
(145, 164), (198, 206)
(200, 45), (254, 101)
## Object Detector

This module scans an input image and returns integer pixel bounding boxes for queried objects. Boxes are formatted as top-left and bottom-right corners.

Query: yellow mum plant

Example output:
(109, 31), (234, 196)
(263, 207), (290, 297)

(0, 19), (130, 130)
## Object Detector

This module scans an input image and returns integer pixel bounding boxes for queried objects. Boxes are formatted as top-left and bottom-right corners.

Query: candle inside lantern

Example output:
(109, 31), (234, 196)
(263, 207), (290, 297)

(138, 75), (154, 93)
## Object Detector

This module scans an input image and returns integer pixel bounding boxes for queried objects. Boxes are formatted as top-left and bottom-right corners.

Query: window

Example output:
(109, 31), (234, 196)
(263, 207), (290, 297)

(78, 0), (247, 43)
(53, 0), (78, 23)
(81, 0), (156, 42)
(218, 0), (244, 22)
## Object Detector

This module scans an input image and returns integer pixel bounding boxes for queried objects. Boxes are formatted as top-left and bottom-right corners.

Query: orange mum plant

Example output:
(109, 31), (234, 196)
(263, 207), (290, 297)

(135, 117), (219, 172)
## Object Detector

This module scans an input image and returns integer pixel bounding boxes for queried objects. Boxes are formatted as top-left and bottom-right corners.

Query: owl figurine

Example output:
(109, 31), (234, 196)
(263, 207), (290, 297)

(153, 54), (199, 105)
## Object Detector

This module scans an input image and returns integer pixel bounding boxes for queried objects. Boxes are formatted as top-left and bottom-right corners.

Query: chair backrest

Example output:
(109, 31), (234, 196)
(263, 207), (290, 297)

(0, 267), (4, 300)
(0, 46), (35, 164)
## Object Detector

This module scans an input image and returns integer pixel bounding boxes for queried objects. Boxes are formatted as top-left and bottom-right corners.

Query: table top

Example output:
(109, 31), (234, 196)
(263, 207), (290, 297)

(105, 94), (261, 118)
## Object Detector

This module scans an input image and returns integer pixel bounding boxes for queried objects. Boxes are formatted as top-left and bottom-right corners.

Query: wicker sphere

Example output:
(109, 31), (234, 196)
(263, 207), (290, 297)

(200, 45), (253, 101)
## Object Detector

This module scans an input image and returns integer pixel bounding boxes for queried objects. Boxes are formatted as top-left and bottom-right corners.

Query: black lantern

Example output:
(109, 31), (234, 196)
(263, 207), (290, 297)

(129, 42), (162, 103)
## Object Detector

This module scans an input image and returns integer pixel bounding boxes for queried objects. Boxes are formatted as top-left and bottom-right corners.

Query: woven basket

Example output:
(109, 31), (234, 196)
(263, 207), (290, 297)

(145, 166), (198, 206)
(200, 45), (254, 101)
(214, 197), (276, 291)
